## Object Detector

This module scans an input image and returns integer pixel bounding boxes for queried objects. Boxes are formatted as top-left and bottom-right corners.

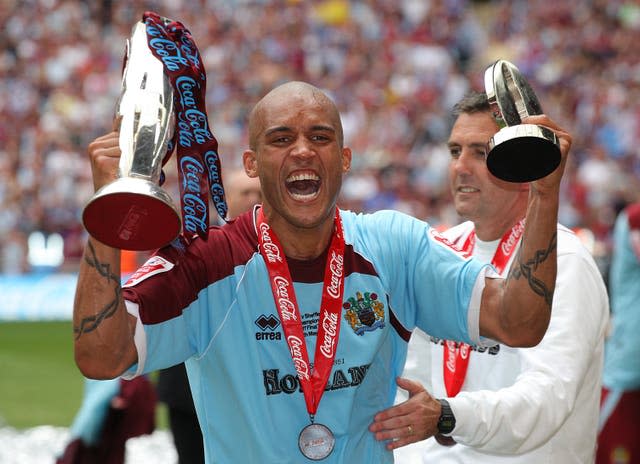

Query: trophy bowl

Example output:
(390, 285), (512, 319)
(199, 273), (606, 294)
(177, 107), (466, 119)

(82, 20), (181, 251)
(484, 60), (561, 183)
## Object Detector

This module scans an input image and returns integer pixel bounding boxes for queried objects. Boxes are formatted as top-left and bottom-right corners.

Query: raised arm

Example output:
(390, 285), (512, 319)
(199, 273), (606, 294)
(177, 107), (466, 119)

(73, 129), (137, 379)
(479, 114), (572, 347)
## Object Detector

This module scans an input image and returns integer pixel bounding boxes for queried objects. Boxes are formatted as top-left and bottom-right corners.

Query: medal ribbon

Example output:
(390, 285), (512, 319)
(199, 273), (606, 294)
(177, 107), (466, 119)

(443, 218), (525, 396)
(142, 11), (228, 239)
(257, 208), (345, 417)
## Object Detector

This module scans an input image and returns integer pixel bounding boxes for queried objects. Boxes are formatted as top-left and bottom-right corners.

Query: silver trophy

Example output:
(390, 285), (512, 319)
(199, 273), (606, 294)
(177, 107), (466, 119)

(82, 20), (181, 251)
(484, 60), (561, 182)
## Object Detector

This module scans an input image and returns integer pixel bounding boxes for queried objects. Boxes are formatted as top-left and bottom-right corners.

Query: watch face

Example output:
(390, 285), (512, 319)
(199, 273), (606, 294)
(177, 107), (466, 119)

(438, 417), (455, 433)
(437, 399), (456, 434)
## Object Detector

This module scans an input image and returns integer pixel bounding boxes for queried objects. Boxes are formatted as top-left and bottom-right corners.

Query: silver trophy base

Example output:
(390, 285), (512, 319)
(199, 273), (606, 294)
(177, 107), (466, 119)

(487, 124), (561, 183)
(82, 177), (181, 251)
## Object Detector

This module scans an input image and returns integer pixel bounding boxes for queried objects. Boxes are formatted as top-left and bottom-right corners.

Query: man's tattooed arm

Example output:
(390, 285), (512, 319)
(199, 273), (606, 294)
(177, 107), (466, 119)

(508, 232), (557, 308)
(74, 241), (122, 340)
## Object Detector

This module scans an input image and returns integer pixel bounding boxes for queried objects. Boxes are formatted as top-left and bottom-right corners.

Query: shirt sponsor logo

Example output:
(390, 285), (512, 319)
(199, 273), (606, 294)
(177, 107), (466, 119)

(263, 363), (370, 395)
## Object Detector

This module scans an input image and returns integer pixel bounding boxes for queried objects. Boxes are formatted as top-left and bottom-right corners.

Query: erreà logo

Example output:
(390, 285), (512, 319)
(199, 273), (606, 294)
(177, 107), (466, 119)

(255, 314), (282, 341)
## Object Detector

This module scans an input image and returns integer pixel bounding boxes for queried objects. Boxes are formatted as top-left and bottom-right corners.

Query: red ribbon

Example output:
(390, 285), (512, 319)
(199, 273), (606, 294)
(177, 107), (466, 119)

(256, 208), (345, 417)
(443, 219), (525, 396)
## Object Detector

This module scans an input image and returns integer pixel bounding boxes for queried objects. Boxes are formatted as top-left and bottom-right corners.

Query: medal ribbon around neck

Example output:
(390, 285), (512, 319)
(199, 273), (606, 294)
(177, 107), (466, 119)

(443, 218), (525, 397)
(257, 207), (345, 417)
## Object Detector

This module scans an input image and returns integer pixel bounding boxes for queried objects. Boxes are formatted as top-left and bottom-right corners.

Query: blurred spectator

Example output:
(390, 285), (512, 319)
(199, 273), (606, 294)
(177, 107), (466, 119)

(221, 167), (262, 223)
(1, 0), (639, 278)
(55, 376), (157, 464)
(597, 201), (640, 464)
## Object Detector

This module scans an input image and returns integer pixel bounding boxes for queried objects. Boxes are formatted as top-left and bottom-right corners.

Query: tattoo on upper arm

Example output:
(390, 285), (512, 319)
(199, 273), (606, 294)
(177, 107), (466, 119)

(508, 232), (557, 307)
(74, 242), (122, 340)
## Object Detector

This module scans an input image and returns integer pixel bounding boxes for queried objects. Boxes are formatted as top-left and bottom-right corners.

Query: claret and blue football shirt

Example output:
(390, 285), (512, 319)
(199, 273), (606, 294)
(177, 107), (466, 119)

(122, 207), (488, 463)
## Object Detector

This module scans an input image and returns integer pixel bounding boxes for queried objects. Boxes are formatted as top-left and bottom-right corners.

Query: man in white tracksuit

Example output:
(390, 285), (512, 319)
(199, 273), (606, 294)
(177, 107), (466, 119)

(394, 91), (609, 463)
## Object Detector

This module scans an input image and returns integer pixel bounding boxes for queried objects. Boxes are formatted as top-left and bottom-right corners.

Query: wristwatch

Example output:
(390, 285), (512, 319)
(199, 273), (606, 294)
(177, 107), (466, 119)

(436, 399), (456, 434)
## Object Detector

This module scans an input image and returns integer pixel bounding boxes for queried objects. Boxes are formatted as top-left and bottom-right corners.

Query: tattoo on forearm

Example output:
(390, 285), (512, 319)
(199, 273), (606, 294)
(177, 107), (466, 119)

(74, 242), (122, 340)
(508, 232), (557, 307)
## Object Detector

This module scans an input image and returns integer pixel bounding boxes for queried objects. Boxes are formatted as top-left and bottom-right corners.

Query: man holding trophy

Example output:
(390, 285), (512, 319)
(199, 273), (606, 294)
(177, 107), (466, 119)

(73, 12), (574, 463)
(393, 88), (609, 464)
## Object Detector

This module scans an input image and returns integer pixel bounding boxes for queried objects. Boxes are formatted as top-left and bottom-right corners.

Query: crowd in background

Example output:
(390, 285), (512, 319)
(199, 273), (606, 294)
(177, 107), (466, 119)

(1, 0), (639, 277)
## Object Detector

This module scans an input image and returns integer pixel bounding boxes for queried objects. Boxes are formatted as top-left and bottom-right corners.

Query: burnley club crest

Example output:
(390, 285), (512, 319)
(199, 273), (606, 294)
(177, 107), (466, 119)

(344, 291), (385, 335)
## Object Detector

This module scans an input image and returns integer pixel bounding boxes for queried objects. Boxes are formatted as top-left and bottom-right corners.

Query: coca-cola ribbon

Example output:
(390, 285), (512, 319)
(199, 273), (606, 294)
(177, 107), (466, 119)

(443, 218), (525, 396)
(257, 207), (345, 417)
(142, 11), (228, 239)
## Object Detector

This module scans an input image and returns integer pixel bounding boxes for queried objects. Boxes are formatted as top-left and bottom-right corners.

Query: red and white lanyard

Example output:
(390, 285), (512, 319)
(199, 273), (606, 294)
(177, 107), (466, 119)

(256, 208), (345, 418)
(443, 219), (525, 396)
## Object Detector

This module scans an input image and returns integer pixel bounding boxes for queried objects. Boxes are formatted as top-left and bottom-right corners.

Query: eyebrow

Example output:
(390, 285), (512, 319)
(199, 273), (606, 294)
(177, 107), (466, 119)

(447, 141), (487, 150)
(265, 126), (292, 138)
(264, 124), (336, 138)
(309, 124), (336, 134)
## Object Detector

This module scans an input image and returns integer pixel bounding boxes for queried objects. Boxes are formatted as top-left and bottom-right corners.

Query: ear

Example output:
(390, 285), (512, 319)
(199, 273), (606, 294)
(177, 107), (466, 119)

(341, 147), (352, 173)
(243, 150), (258, 178)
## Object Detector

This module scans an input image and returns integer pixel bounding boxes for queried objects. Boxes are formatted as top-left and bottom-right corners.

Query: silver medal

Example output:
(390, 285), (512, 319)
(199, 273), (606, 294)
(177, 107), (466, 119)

(298, 423), (335, 460)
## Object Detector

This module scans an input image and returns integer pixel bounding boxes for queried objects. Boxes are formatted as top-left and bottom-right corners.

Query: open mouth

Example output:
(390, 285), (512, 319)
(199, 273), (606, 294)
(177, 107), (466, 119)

(286, 172), (321, 201)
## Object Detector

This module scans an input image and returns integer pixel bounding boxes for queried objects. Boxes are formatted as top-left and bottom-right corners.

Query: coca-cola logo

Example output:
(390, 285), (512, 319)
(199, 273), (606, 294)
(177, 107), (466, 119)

(262, 242), (282, 263)
(148, 37), (188, 72)
(179, 156), (204, 193)
(176, 76), (197, 108)
(319, 312), (339, 358)
(501, 220), (525, 256)
(287, 335), (309, 380)
(445, 340), (457, 373)
(459, 343), (470, 360)
(273, 276), (297, 321)
(260, 223), (282, 263)
(326, 251), (343, 299)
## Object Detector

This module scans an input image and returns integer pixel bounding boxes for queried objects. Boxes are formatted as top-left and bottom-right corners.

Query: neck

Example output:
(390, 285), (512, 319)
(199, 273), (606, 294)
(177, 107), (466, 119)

(472, 194), (528, 241)
(259, 207), (336, 260)
(473, 213), (525, 242)
(283, 228), (333, 260)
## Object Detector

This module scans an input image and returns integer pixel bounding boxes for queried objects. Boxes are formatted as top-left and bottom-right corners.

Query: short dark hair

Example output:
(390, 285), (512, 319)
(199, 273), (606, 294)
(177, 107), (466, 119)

(452, 91), (490, 118)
